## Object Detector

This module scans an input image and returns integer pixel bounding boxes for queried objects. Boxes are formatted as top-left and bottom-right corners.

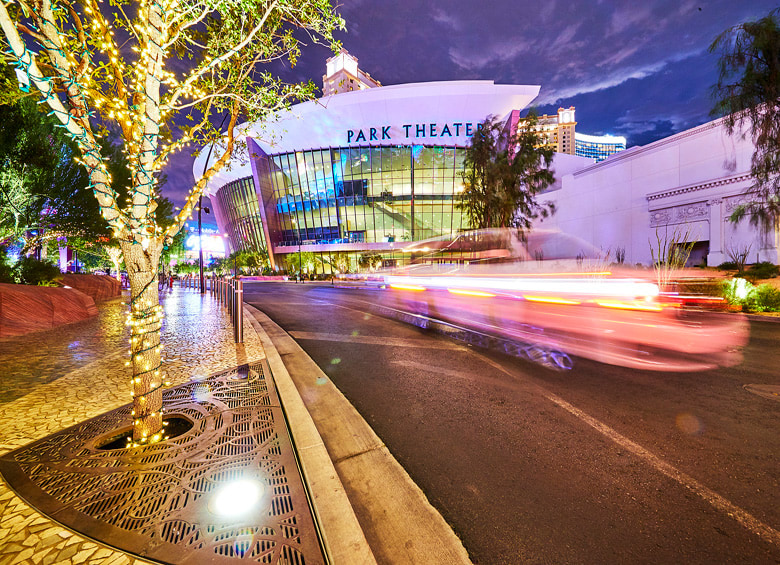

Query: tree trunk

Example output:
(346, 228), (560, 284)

(121, 238), (164, 443)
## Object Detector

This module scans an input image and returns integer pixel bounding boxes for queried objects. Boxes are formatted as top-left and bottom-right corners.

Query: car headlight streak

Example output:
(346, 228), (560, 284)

(386, 275), (660, 300)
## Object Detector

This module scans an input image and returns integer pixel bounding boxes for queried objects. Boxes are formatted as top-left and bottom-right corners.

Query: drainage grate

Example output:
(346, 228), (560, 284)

(0, 362), (324, 565)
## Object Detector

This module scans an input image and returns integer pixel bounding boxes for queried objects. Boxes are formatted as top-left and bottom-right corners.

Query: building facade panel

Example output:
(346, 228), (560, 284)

(256, 145), (469, 260)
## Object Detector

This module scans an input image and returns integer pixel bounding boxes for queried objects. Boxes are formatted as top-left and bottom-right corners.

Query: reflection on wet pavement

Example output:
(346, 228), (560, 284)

(0, 287), (237, 405)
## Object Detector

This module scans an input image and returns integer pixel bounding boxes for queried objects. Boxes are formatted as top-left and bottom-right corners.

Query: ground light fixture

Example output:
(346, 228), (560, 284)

(209, 479), (265, 518)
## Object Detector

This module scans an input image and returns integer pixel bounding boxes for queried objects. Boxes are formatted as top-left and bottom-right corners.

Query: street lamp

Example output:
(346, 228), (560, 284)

(223, 232), (238, 277)
(292, 218), (302, 283)
(197, 198), (210, 294)
(200, 113), (229, 293)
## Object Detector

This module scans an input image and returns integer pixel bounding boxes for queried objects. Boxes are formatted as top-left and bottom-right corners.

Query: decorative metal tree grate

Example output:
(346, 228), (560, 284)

(0, 362), (323, 564)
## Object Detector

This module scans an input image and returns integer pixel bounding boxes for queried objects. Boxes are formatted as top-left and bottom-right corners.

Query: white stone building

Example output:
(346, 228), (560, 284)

(537, 117), (778, 267)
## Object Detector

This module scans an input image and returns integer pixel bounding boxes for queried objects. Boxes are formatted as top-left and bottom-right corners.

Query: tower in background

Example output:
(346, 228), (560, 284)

(322, 50), (381, 96)
(512, 106), (577, 155)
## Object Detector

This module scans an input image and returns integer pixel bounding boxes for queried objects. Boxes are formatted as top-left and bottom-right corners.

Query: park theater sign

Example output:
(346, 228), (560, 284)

(346, 121), (480, 144)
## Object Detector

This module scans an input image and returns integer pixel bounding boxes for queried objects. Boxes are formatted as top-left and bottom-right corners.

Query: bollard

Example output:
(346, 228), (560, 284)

(233, 279), (243, 343)
(227, 279), (234, 321)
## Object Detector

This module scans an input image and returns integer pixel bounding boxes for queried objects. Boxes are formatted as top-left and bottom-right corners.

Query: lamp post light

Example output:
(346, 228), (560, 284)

(197, 197), (210, 294)
(291, 218), (302, 283)
(200, 113), (228, 293)
(298, 240), (302, 283)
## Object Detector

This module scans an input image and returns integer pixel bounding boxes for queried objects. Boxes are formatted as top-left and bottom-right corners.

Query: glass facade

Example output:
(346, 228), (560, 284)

(214, 176), (267, 252)
(265, 145), (469, 247)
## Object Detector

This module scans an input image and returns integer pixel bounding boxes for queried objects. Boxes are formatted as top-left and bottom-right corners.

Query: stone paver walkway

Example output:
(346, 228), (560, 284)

(0, 286), (265, 565)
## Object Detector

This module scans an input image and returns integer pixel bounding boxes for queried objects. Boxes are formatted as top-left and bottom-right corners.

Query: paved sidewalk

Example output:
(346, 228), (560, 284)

(0, 287), (266, 565)
(0, 284), (469, 565)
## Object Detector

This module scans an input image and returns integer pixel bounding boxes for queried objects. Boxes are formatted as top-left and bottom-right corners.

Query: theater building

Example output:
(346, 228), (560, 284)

(196, 78), (544, 272)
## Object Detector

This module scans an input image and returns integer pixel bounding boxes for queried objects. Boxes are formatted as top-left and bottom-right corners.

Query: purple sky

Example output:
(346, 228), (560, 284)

(165, 0), (778, 229)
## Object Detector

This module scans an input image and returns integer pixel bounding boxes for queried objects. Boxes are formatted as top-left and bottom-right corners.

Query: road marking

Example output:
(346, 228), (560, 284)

(463, 348), (780, 546)
(743, 384), (780, 402)
(544, 392), (780, 546)
(289, 331), (462, 350)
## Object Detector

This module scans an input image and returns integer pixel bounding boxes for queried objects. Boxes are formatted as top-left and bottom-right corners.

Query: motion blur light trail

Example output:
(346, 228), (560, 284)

(350, 229), (749, 372)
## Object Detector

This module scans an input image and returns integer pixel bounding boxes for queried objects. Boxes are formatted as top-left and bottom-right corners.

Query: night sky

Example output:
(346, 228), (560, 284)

(167, 0), (778, 229)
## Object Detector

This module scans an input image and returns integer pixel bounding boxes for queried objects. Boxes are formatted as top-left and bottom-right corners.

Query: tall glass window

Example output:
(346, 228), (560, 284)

(260, 144), (468, 248)
(215, 176), (267, 252)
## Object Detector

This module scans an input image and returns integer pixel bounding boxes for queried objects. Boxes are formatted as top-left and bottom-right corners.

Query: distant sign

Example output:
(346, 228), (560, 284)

(346, 122), (479, 144)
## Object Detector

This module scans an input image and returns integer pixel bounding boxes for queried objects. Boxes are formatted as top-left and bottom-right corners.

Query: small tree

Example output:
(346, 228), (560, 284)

(649, 226), (695, 291)
(1, 0), (343, 443)
(725, 242), (752, 272)
(358, 252), (382, 272)
(288, 250), (316, 274)
(458, 113), (555, 231)
(710, 9), (780, 231)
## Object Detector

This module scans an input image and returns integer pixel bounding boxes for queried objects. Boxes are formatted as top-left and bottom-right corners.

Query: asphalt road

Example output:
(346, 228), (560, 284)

(244, 281), (780, 565)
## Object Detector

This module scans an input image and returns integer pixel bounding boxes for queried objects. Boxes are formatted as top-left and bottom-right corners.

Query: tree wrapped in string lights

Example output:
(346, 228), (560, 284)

(0, 0), (343, 443)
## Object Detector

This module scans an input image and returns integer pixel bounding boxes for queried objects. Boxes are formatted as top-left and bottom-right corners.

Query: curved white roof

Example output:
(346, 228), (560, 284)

(195, 80), (540, 197)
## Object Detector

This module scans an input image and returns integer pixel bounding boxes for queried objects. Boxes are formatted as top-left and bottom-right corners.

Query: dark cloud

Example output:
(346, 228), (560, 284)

(163, 0), (779, 212)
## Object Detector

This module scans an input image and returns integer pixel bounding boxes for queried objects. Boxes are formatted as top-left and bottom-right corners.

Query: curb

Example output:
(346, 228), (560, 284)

(243, 303), (473, 565)
(243, 305), (377, 564)
(744, 313), (780, 323)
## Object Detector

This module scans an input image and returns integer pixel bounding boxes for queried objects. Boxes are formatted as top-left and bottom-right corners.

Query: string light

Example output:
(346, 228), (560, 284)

(1, 0), (345, 446)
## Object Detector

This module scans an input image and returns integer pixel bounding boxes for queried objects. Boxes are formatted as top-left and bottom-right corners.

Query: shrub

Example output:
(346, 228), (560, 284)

(748, 261), (779, 279)
(743, 284), (780, 313)
(0, 247), (14, 284)
(718, 261), (738, 270)
(720, 277), (780, 312)
(721, 278), (754, 305)
(15, 256), (62, 286)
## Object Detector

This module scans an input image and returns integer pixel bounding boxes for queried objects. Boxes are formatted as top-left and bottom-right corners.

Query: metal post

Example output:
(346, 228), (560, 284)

(198, 195), (205, 295)
(233, 279), (243, 343)
(227, 279), (233, 320)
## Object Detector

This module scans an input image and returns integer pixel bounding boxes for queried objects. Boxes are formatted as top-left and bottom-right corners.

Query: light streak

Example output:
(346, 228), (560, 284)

(384, 275), (659, 299)
(523, 295), (581, 305)
(448, 288), (496, 298)
(595, 300), (663, 312)
(390, 283), (427, 292)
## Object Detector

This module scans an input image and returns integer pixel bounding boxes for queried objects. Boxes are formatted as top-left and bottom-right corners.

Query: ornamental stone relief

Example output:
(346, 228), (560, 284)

(724, 195), (749, 214)
(649, 201), (708, 227)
